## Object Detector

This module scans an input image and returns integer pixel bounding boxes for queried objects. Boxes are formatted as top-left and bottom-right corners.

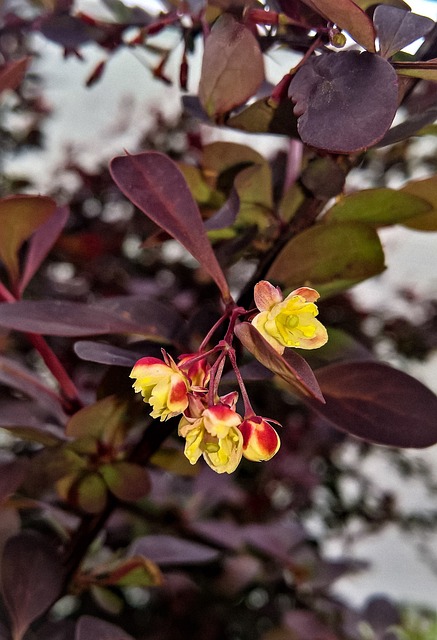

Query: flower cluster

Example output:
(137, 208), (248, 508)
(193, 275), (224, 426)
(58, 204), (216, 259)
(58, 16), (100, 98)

(130, 282), (327, 474)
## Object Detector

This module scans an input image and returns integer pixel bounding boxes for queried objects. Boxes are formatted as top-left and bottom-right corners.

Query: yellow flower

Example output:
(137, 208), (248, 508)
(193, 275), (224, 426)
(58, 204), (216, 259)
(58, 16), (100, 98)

(251, 281), (328, 354)
(178, 403), (243, 474)
(239, 416), (281, 462)
(130, 355), (189, 421)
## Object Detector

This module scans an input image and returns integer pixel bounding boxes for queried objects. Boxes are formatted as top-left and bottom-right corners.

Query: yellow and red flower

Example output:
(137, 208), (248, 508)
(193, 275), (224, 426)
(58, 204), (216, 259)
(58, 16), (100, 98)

(130, 355), (190, 421)
(239, 416), (281, 462)
(251, 280), (328, 354)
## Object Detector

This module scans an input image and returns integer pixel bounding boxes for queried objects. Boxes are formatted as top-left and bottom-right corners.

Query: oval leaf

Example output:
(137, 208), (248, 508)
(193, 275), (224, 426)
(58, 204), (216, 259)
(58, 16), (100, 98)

(374, 6), (434, 59)
(267, 221), (385, 297)
(289, 51), (398, 153)
(0, 195), (56, 288)
(110, 152), (230, 301)
(325, 187), (431, 226)
(1, 533), (64, 640)
(235, 322), (324, 403)
(0, 296), (181, 338)
(198, 14), (264, 118)
(75, 616), (134, 640)
(401, 175), (437, 230)
(309, 361), (437, 447)
(100, 462), (150, 502)
(129, 534), (220, 566)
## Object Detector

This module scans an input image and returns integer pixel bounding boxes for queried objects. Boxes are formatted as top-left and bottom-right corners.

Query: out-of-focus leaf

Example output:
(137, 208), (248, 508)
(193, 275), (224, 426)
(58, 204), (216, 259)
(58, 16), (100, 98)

(354, 0), (410, 10)
(110, 152), (231, 302)
(0, 195), (56, 288)
(1, 532), (64, 640)
(297, 327), (373, 369)
(393, 58), (437, 80)
(19, 205), (70, 295)
(309, 361), (437, 447)
(267, 222), (385, 297)
(378, 106), (437, 147)
(0, 425), (65, 447)
(235, 322), (325, 403)
(374, 6), (434, 59)
(324, 187), (431, 226)
(0, 296), (181, 338)
(227, 97), (299, 137)
(129, 534), (220, 566)
(204, 189), (240, 231)
(75, 615), (135, 640)
(66, 395), (129, 443)
(283, 609), (340, 640)
(84, 555), (162, 588)
(202, 141), (266, 179)
(150, 447), (200, 476)
(73, 341), (144, 367)
(289, 52), (398, 153)
(301, 157), (346, 199)
(242, 519), (307, 562)
(300, 0), (376, 51)
(100, 462), (150, 501)
(0, 459), (28, 503)
(178, 163), (223, 207)
(0, 58), (30, 93)
(198, 14), (264, 118)
(401, 175), (437, 230)
(76, 473), (108, 514)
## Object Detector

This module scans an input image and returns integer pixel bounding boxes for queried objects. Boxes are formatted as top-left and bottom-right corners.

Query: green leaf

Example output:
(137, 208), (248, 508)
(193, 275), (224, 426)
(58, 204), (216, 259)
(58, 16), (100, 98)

(401, 175), (437, 230)
(150, 448), (200, 476)
(90, 555), (162, 588)
(66, 395), (130, 445)
(393, 59), (437, 81)
(301, 157), (346, 199)
(267, 221), (386, 297)
(324, 188), (431, 226)
(198, 14), (264, 118)
(227, 97), (298, 137)
(100, 462), (150, 502)
(76, 472), (108, 514)
(0, 195), (56, 288)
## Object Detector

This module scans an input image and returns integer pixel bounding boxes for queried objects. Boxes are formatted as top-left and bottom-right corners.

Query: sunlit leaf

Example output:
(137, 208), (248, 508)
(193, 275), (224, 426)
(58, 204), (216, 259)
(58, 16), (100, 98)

(129, 534), (220, 566)
(324, 187), (431, 226)
(0, 195), (56, 288)
(300, 0), (376, 51)
(289, 51), (398, 153)
(198, 14), (264, 118)
(266, 221), (385, 297)
(1, 532), (64, 640)
(309, 361), (437, 447)
(110, 152), (231, 301)
(75, 615), (135, 640)
(100, 462), (150, 501)
(401, 175), (437, 230)
(235, 322), (325, 403)
(374, 6), (434, 59)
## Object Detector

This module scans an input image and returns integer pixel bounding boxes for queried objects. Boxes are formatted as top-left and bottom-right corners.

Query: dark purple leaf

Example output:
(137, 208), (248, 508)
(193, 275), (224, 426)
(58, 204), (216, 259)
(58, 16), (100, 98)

(289, 51), (398, 153)
(73, 341), (145, 366)
(284, 610), (339, 640)
(378, 106), (437, 147)
(242, 519), (307, 562)
(1, 533), (64, 640)
(75, 616), (134, 640)
(198, 14), (264, 118)
(308, 361), (437, 448)
(204, 189), (240, 231)
(0, 459), (28, 504)
(110, 152), (231, 302)
(0, 297), (181, 338)
(129, 534), (220, 566)
(19, 206), (69, 295)
(39, 14), (96, 48)
(374, 6), (434, 59)
(189, 520), (244, 551)
(235, 322), (325, 403)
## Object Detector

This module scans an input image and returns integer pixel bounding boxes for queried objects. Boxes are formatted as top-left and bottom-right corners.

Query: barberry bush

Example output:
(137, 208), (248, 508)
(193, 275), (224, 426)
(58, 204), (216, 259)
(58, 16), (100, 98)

(1, 0), (437, 638)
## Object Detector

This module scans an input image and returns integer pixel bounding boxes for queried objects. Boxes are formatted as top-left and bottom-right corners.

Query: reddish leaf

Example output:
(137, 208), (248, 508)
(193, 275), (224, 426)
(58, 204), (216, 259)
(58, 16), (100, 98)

(110, 152), (231, 302)
(19, 205), (70, 295)
(0, 58), (30, 93)
(0, 296), (181, 338)
(75, 616), (134, 640)
(129, 534), (220, 566)
(289, 51), (398, 153)
(84, 555), (162, 588)
(0, 195), (57, 288)
(0, 459), (28, 504)
(235, 322), (325, 403)
(284, 610), (340, 640)
(301, 0), (376, 51)
(1, 533), (64, 640)
(198, 14), (264, 118)
(309, 361), (437, 448)
(374, 6), (434, 59)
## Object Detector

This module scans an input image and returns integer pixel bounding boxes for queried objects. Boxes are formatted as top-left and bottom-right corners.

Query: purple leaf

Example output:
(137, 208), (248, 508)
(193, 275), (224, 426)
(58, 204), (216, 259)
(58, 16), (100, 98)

(242, 519), (307, 562)
(374, 6), (434, 59)
(283, 610), (340, 640)
(1, 533), (64, 640)
(0, 459), (28, 504)
(378, 106), (437, 147)
(73, 341), (146, 366)
(309, 361), (437, 448)
(19, 205), (69, 295)
(75, 616), (134, 640)
(235, 322), (325, 403)
(289, 51), (398, 153)
(129, 534), (220, 566)
(198, 14), (264, 118)
(0, 297), (181, 338)
(204, 188), (240, 231)
(110, 152), (231, 302)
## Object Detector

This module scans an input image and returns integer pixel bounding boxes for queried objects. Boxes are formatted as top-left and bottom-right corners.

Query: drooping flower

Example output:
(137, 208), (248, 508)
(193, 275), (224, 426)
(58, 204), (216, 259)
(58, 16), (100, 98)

(239, 416), (281, 462)
(130, 354), (189, 421)
(251, 280), (328, 354)
(178, 403), (243, 474)
(178, 353), (210, 388)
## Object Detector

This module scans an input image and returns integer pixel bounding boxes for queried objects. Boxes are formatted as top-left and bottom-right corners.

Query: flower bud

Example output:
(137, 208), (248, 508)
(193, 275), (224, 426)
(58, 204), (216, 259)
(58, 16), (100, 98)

(239, 416), (281, 462)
